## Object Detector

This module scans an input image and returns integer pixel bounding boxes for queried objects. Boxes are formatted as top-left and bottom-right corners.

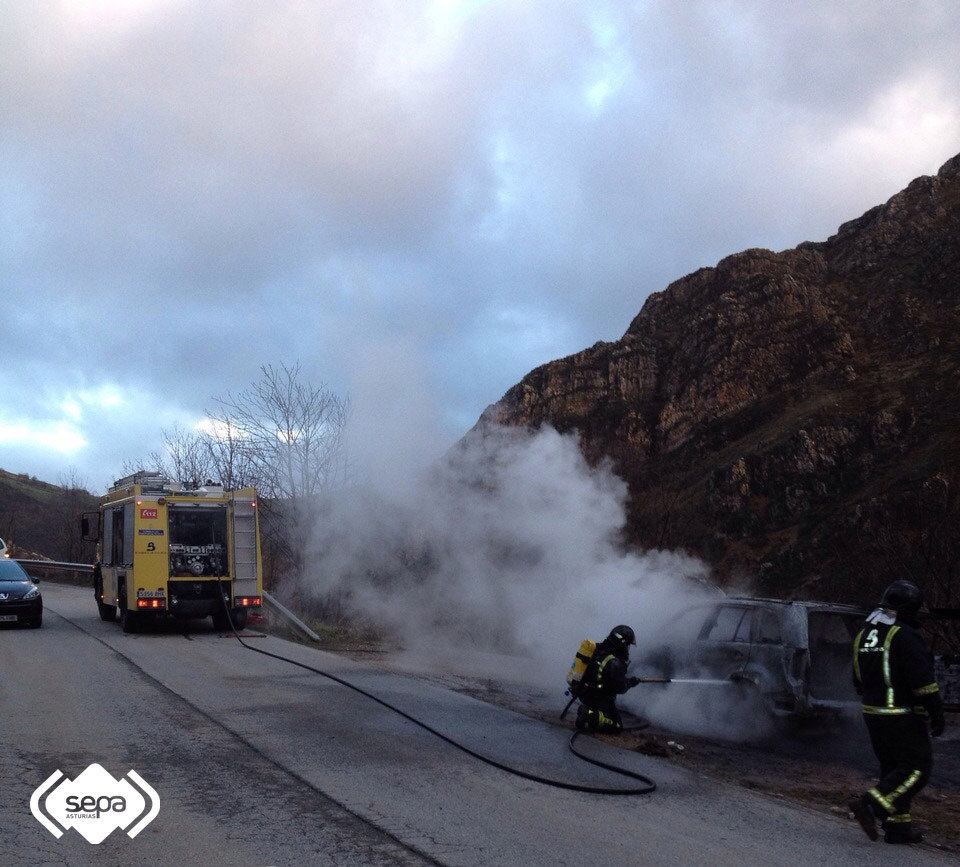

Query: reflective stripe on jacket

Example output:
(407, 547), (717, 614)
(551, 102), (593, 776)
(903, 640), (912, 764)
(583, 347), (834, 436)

(853, 620), (939, 715)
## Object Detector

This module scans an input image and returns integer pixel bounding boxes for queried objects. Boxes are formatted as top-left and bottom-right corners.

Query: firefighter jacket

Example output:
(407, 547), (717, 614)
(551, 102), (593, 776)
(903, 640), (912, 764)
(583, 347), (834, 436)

(580, 640), (630, 704)
(853, 614), (942, 718)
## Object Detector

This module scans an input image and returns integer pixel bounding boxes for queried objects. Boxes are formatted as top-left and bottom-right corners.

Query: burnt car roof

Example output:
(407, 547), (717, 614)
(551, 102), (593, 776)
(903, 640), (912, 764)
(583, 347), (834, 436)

(710, 597), (867, 615)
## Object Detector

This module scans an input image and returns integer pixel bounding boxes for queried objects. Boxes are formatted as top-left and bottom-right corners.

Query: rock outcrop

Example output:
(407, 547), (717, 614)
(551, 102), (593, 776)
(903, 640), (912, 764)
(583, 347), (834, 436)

(479, 154), (960, 606)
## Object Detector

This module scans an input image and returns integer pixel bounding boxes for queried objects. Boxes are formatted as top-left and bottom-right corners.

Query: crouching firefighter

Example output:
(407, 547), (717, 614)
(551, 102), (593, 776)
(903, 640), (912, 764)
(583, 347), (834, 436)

(849, 580), (946, 845)
(574, 625), (641, 734)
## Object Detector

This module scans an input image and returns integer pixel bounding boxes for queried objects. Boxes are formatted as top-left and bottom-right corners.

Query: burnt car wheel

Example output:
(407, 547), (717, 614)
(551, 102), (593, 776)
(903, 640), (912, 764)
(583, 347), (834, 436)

(718, 676), (774, 736)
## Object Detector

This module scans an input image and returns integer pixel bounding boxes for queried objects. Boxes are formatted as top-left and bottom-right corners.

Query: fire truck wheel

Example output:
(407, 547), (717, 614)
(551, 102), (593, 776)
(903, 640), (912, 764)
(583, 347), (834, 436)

(212, 607), (247, 632)
(94, 571), (116, 621)
(120, 605), (141, 634)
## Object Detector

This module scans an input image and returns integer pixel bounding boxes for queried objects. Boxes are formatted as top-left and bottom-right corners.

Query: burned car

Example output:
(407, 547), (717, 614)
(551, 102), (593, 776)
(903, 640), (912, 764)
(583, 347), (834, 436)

(640, 597), (867, 719)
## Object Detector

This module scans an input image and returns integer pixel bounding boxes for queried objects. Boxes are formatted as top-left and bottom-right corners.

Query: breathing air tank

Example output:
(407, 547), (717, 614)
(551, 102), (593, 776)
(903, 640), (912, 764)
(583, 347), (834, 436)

(566, 638), (597, 688)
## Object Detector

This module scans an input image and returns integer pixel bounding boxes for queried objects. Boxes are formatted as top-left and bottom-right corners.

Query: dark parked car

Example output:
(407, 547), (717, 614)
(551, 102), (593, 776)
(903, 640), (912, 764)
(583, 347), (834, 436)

(0, 559), (43, 628)
(641, 597), (867, 719)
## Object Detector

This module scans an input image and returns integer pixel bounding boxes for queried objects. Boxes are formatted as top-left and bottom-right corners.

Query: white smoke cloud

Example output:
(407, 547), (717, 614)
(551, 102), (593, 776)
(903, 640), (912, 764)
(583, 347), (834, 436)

(302, 424), (711, 685)
(298, 417), (785, 741)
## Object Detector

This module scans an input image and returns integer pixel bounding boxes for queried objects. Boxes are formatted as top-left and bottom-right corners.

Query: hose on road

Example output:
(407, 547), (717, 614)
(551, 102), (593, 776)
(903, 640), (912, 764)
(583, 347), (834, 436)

(217, 584), (656, 795)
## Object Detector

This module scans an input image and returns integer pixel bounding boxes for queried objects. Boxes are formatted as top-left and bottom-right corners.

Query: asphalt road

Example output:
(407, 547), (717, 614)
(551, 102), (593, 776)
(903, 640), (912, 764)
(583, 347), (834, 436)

(1, 583), (955, 867)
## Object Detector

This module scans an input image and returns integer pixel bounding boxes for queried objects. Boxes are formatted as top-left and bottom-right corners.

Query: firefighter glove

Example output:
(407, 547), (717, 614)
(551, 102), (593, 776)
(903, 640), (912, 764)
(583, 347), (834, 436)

(626, 676), (641, 689)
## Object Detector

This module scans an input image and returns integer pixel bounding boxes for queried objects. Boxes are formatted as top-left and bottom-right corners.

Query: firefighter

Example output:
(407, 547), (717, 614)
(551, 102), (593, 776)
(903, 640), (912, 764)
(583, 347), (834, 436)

(849, 580), (946, 845)
(575, 625), (641, 733)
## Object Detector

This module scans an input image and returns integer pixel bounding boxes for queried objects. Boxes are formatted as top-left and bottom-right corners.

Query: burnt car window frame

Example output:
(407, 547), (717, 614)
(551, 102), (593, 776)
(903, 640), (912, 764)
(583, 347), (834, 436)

(755, 608), (782, 644)
(699, 604), (753, 643)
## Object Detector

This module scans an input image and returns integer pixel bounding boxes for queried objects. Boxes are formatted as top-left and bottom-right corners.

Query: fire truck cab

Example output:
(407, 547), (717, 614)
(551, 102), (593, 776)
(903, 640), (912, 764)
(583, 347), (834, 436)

(81, 471), (262, 633)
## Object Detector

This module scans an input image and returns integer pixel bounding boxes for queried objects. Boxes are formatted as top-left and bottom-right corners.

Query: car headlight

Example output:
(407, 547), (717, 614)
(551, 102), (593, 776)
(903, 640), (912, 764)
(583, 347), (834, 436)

(23, 585), (40, 600)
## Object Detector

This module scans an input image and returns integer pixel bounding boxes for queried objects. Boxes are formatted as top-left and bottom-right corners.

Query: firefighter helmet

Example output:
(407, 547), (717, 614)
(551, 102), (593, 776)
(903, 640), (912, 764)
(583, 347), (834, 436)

(607, 625), (636, 650)
(880, 580), (923, 615)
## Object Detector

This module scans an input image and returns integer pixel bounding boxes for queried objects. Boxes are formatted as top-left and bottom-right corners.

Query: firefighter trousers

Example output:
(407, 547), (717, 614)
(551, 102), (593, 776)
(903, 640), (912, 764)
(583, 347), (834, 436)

(576, 701), (623, 733)
(863, 713), (932, 825)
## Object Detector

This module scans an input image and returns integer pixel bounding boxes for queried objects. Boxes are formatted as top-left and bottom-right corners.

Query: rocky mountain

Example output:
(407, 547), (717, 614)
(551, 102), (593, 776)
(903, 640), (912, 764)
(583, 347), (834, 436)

(480, 154), (960, 611)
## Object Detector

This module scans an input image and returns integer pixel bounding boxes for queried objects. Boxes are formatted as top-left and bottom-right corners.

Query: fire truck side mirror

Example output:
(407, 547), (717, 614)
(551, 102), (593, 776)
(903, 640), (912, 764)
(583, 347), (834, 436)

(81, 512), (100, 542)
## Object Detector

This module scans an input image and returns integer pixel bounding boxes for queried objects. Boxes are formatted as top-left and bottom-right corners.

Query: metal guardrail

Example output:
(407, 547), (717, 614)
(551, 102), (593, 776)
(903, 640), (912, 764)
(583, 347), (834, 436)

(13, 559), (95, 574)
(11, 560), (321, 644)
(262, 589), (320, 642)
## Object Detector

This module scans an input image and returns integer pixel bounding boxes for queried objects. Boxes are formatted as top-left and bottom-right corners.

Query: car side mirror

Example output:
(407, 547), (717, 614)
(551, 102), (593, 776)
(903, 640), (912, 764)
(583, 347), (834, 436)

(81, 512), (100, 542)
(31, 577), (40, 584)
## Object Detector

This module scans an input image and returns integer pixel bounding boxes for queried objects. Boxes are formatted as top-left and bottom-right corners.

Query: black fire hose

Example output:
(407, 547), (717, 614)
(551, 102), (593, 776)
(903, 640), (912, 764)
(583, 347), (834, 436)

(216, 583), (656, 795)
(560, 678), (669, 720)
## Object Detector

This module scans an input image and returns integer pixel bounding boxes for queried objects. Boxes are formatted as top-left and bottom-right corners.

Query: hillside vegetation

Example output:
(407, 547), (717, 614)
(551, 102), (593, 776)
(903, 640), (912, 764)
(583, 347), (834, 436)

(0, 469), (98, 562)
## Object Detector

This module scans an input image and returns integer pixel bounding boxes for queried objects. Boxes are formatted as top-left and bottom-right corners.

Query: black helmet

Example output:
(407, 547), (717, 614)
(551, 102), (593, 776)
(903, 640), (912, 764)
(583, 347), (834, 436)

(880, 580), (923, 615)
(607, 625), (636, 650)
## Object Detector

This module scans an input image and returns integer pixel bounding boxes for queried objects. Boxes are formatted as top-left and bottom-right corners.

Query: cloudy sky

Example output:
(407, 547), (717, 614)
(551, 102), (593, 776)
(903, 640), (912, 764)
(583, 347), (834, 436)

(2, 0), (959, 491)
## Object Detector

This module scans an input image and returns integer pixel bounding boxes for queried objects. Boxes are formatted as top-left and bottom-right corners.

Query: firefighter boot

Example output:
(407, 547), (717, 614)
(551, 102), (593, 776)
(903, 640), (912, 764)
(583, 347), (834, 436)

(883, 816), (923, 845)
(848, 796), (879, 841)
(575, 705), (593, 732)
(596, 711), (622, 734)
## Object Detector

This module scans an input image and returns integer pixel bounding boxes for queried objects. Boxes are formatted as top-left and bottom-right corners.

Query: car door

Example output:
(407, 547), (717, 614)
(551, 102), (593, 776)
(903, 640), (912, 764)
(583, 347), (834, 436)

(694, 604), (754, 677)
(807, 611), (861, 702)
(748, 606), (790, 694)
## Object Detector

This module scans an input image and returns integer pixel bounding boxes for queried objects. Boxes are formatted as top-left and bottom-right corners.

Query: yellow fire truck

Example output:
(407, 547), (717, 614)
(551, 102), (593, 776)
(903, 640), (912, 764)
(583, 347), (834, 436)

(81, 472), (262, 633)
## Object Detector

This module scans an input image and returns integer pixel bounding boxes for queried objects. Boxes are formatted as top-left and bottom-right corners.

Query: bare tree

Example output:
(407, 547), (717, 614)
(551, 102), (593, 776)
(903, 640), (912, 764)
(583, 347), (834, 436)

(203, 417), (257, 490)
(209, 362), (349, 500)
(207, 362), (350, 583)
(122, 425), (213, 486)
(119, 456), (147, 478)
(55, 467), (96, 563)
(158, 425), (214, 485)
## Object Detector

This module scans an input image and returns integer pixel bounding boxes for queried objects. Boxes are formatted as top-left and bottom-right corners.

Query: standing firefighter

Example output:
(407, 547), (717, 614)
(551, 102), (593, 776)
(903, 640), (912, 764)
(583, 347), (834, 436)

(849, 580), (946, 845)
(575, 625), (641, 733)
